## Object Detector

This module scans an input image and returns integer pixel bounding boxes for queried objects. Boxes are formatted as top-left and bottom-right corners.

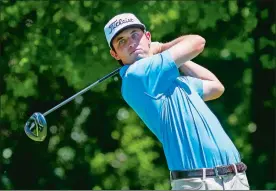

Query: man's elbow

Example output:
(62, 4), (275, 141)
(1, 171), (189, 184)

(215, 82), (225, 98)
(193, 35), (206, 53)
(219, 84), (225, 97)
(207, 83), (225, 101)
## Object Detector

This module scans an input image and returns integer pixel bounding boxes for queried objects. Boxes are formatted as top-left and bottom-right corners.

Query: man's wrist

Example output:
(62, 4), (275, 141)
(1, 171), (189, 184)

(160, 35), (191, 53)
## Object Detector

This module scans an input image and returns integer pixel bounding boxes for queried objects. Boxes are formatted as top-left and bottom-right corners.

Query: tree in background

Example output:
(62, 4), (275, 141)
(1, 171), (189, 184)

(0, 0), (275, 190)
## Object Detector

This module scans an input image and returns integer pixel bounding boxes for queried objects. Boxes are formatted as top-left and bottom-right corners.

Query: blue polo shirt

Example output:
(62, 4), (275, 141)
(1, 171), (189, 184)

(119, 50), (241, 170)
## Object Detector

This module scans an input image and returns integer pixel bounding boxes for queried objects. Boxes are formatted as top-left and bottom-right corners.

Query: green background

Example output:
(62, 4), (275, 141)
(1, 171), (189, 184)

(0, 0), (275, 190)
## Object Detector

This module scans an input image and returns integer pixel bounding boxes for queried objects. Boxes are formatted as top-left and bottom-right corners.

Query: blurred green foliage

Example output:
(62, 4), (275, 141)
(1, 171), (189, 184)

(0, 0), (275, 190)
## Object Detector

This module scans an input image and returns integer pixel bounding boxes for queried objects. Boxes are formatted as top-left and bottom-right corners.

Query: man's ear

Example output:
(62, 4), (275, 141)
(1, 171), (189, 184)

(110, 49), (120, 60)
(145, 31), (152, 45)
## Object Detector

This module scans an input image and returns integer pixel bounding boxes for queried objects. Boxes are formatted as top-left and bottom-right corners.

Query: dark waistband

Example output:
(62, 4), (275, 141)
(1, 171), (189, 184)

(171, 162), (247, 180)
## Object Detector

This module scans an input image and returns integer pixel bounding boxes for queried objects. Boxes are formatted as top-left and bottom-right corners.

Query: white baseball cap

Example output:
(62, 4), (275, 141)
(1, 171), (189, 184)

(104, 13), (146, 48)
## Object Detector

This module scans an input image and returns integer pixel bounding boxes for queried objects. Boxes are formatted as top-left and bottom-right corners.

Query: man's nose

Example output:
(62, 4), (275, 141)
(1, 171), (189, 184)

(128, 38), (136, 48)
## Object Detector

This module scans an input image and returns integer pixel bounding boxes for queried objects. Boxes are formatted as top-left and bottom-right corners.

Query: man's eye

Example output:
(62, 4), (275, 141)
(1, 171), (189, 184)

(132, 33), (139, 39)
(119, 39), (126, 45)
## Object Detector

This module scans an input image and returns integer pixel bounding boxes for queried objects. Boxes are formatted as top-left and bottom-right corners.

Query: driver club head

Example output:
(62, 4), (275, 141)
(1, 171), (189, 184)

(24, 112), (47, 142)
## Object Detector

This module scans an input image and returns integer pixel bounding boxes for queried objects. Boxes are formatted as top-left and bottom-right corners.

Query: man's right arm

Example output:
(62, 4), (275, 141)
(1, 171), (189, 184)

(165, 35), (206, 68)
(150, 35), (206, 67)
(155, 36), (224, 101)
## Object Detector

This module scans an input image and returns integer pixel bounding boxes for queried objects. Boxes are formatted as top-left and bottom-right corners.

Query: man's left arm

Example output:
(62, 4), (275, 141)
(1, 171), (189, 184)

(178, 61), (225, 101)
(150, 41), (225, 101)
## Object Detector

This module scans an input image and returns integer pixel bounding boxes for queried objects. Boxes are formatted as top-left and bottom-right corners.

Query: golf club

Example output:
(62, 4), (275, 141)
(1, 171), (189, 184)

(24, 67), (121, 142)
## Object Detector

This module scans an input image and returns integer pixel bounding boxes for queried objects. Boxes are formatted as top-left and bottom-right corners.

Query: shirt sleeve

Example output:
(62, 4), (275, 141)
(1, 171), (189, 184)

(184, 76), (203, 98)
(127, 50), (180, 98)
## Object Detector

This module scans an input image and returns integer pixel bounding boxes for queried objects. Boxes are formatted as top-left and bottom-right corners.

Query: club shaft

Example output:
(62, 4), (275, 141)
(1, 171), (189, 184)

(42, 68), (121, 117)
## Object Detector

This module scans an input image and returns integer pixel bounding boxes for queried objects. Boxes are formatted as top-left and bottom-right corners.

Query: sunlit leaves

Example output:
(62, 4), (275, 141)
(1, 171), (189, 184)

(259, 37), (274, 50)
(243, 10), (258, 33)
(5, 71), (38, 98)
(0, 0), (274, 190)
(57, 146), (76, 166)
(53, 10), (63, 23)
(260, 54), (275, 69)
(225, 38), (254, 60)
(48, 135), (61, 152)
(228, 0), (239, 16)
(167, 9), (179, 20)
(201, 4), (229, 29)
(76, 17), (91, 32)
(271, 24), (276, 34)
(90, 152), (107, 174)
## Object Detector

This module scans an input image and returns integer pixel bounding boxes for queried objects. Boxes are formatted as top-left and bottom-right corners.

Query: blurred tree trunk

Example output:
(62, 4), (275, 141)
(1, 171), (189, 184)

(250, 0), (275, 189)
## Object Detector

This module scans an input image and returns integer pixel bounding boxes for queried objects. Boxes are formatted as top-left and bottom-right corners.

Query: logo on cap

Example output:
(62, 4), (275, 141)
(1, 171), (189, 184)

(108, 18), (134, 34)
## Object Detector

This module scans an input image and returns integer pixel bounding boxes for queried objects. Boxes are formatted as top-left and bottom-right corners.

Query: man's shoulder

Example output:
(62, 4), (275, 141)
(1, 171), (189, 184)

(131, 51), (169, 67)
(121, 51), (173, 79)
(123, 57), (153, 76)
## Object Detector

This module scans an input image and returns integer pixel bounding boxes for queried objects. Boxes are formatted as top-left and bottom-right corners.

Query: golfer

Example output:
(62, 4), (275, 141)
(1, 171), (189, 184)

(104, 13), (250, 190)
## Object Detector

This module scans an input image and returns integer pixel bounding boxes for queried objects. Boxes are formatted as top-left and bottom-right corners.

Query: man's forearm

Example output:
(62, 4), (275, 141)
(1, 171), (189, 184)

(159, 35), (205, 68)
(179, 61), (220, 82)
(159, 36), (217, 82)
(159, 35), (191, 52)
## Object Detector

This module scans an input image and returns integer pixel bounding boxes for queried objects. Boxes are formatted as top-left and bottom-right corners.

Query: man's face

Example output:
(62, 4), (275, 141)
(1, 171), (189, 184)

(110, 27), (152, 65)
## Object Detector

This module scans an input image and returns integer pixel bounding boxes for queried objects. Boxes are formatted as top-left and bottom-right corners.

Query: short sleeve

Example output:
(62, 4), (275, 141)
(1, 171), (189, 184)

(126, 50), (180, 98)
(184, 76), (203, 98)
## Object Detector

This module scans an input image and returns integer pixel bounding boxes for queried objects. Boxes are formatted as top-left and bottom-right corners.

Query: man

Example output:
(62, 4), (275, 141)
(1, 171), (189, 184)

(104, 13), (250, 190)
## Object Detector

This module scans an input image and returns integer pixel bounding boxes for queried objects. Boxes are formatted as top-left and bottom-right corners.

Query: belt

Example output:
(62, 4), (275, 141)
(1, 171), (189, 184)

(171, 162), (247, 180)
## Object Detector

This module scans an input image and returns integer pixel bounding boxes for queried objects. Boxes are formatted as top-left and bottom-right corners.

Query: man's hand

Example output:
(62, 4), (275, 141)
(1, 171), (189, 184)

(150, 42), (163, 55)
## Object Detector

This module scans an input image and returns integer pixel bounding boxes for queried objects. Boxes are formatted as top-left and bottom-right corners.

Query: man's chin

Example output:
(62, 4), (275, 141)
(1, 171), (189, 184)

(134, 54), (146, 61)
